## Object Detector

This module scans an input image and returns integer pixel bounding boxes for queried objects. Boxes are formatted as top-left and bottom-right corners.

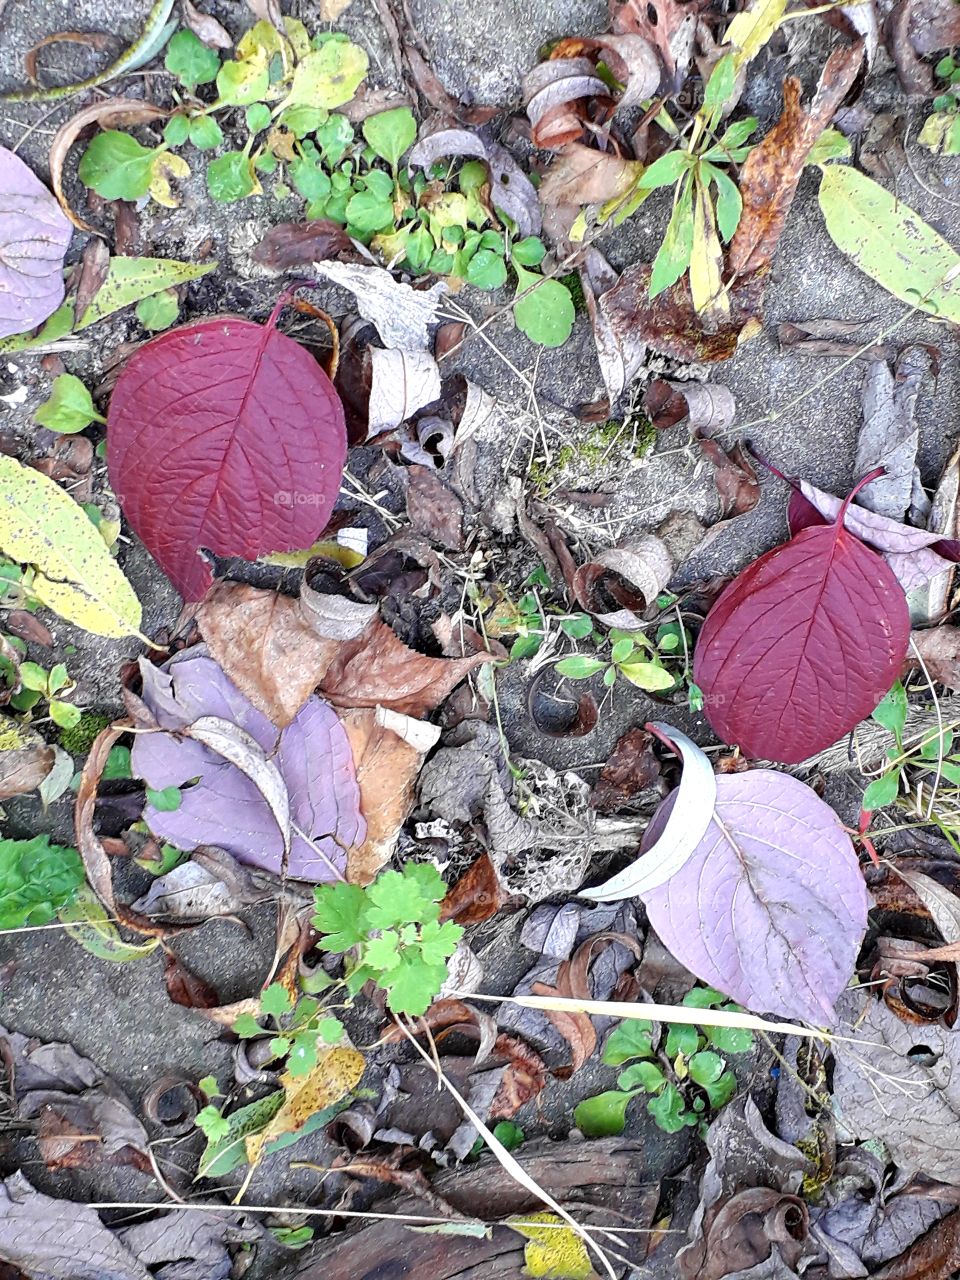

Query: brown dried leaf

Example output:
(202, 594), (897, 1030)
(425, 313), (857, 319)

(0, 721), (53, 800)
(162, 949), (220, 1009)
(319, 617), (494, 717)
(644, 378), (736, 434)
(73, 236), (111, 323)
(697, 436), (760, 520)
(440, 853), (507, 925)
(777, 317), (894, 361)
(909, 627), (960, 689)
(610, 0), (707, 89)
(252, 220), (352, 271)
(573, 534), (675, 628)
(730, 43), (865, 278)
(196, 582), (344, 728)
(24, 31), (114, 86)
(339, 705), (440, 884)
(181, 0), (232, 48)
(406, 465), (465, 550)
(873, 1209), (960, 1280)
(590, 727), (662, 814)
(49, 98), (167, 232)
(538, 142), (644, 207)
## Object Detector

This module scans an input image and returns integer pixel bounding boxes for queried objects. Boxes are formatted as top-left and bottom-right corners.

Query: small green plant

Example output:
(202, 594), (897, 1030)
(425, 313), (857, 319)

(861, 679), (960, 813)
(232, 981), (346, 1078)
(0, 834), (85, 929)
(312, 862), (463, 1017)
(920, 53), (960, 154)
(58, 710), (112, 756)
(34, 374), (106, 435)
(574, 987), (753, 1138)
(10, 660), (81, 729)
(555, 619), (697, 700)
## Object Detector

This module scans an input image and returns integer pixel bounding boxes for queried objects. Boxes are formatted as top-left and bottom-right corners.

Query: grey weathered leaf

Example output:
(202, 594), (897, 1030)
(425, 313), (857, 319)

(314, 260), (447, 351)
(367, 348), (441, 437)
(855, 347), (931, 521)
(407, 129), (541, 237)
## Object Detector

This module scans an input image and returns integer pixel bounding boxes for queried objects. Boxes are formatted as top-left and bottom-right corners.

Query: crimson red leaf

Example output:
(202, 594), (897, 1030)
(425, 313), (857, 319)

(694, 506), (910, 764)
(107, 310), (346, 600)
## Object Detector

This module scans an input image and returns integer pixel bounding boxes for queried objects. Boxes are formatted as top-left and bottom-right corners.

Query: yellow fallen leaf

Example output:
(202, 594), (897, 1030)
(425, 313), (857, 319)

(0, 454), (142, 638)
(725, 0), (788, 69)
(149, 151), (191, 208)
(244, 1045), (364, 1167)
(508, 1212), (597, 1280)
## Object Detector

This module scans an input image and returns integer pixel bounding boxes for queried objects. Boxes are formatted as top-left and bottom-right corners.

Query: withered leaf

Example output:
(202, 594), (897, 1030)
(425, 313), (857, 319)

(253, 219), (352, 270)
(590, 727), (662, 814)
(162, 949), (220, 1010)
(319, 617), (494, 717)
(406, 464), (465, 550)
(0, 721), (53, 800)
(573, 534), (675, 628)
(909, 626), (960, 689)
(644, 378), (735, 434)
(777, 316), (894, 361)
(440, 853), (507, 925)
(872, 1208), (960, 1280)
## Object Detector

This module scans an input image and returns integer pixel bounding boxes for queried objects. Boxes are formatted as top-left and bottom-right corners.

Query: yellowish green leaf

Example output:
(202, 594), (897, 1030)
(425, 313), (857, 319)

(282, 39), (368, 111)
(76, 257), (217, 330)
(59, 888), (159, 962)
(0, 454), (142, 637)
(508, 1212), (596, 1280)
(818, 164), (960, 322)
(689, 177), (727, 317)
(244, 1045), (364, 1168)
(618, 659), (676, 691)
(149, 151), (191, 209)
(919, 111), (960, 156)
(724, 0), (788, 69)
(260, 539), (364, 569)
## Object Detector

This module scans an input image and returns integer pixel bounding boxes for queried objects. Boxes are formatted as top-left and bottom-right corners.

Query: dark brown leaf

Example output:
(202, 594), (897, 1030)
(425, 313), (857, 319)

(872, 1208), (960, 1280)
(162, 950), (220, 1009)
(591, 727), (663, 813)
(777, 317), (894, 360)
(4, 610), (53, 647)
(252, 220), (352, 270)
(405, 464), (464, 550)
(697, 435), (760, 520)
(440, 853), (507, 925)
(610, 0), (707, 90)
(73, 237), (110, 322)
(644, 378), (735, 433)
(909, 627), (960, 689)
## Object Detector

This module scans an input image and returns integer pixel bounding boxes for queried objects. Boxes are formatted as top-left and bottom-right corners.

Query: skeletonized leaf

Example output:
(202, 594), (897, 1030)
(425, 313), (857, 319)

(580, 724), (715, 901)
(0, 148), (73, 340)
(818, 163), (960, 322)
(0, 454), (142, 637)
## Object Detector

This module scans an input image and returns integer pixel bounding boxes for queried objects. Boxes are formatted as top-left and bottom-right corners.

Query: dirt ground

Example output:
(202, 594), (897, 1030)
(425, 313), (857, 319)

(1, 0), (959, 1273)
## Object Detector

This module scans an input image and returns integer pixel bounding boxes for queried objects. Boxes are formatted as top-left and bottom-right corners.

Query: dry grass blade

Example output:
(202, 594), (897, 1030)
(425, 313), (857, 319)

(393, 1015), (621, 1279)
(454, 990), (832, 1040)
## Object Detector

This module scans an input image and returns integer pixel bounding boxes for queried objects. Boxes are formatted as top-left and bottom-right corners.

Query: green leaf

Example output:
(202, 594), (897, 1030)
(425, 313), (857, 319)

(280, 104), (328, 136)
(806, 127), (851, 165)
(59, 887), (159, 962)
(647, 1081), (688, 1133)
(364, 864), (444, 930)
(862, 770), (900, 810)
(199, 1075), (220, 1098)
(135, 288), (179, 332)
(512, 267), (575, 347)
(165, 29), (220, 87)
(363, 107), (417, 168)
(818, 164), (960, 322)
(289, 155), (332, 202)
(872, 680), (908, 741)
(703, 1069), (738, 1108)
(282, 39), (369, 111)
(313, 880), (368, 951)
(207, 150), (259, 202)
(715, 117), (759, 150)
(492, 1120), (524, 1151)
(49, 700), (81, 729)
(637, 149), (689, 190)
(617, 659), (676, 691)
(365, 931), (402, 972)
(344, 189), (395, 236)
(318, 1015), (344, 1044)
(0, 454), (143, 637)
(102, 745), (131, 779)
(573, 1090), (635, 1138)
(146, 784), (182, 812)
(189, 114), (224, 150)
(921, 728), (955, 760)
(665, 1023), (700, 1058)
(315, 113), (354, 163)
(708, 1025), (754, 1055)
(0, 834), (84, 930)
(688, 1050), (725, 1085)
(602, 1019), (655, 1066)
(418, 918), (463, 965)
(381, 951), (448, 1015)
(18, 662), (48, 691)
(681, 986), (725, 1008)
(707, 165), (743, 243)
(163, 114), (190, 147)
(649, 178), (695, 298)
(216, 55), (270, 105)
(511, 236), (547, 266)
(195, 1104), (230, 1142)
(197, 1091), (285, 1177)
(287, 1033), (319, 1077)
(555, 655), (605, 679)
(510, 632), (543, 661)
(702, 53), (735, 112)
(272, 1225), (314, 1249)
(611, 637), (635, 664)
(78, 131), (158, 201)
(233, 1013), (264, 1038)
(245, 102), (272, 133)
(559, 613), (594, 639)
(617, 1061), (665, 1092)
(261, 982), (293, 1017)
(466, 249), (508, 290)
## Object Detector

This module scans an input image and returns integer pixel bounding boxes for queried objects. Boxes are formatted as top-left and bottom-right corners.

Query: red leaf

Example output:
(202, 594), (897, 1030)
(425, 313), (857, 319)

(107, 309), (346, 600)
(694, 499), (910, 764)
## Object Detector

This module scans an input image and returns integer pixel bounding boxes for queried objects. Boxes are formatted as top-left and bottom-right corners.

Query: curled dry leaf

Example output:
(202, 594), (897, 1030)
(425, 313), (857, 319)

(573, 534), (675, 629)
(48, 99), (167, 233)
(538, 142), (644, 208)
(131, 650), (365, 882)
(0, 720), (54, 800)
(580, 247), (644, 404)
(73, 236), (111, 322)
(367, 348), (441, 438)
(0, 148), (73, 340)
(253, 219), (352, 270)
(589, 727), (663, 814)
(132, 845), (274, 921)
(697, 436), (760, 522)
(407, 129), (541, 238)
(777, 316), (893, 361)
(338, 705), (441, 884)
(611, 0), (706, 91)
(644, 378), (736, 435)
(314, 260), (447, 351)
(319, 616), (494, 717)
(697, 480), (912, 763)
(196, 581), (367, 728)
(405, 464), (465, 550)
(523, 58), (611, 149)
(181, 0), (232, 48)
(855, 346), (932, 522)
(162, 949), (220, 1010)
(107, 307), (347, 601)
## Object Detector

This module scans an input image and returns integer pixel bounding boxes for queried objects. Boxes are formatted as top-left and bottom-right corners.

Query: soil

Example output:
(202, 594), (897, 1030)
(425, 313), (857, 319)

(0, 0), (958, 1275)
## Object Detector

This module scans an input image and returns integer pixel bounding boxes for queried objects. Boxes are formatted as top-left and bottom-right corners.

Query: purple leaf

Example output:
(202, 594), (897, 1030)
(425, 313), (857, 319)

(639, 765), (869, 1025)
(0, 147), (73, 340)
(131, 650), (364, 882)
(790, 479), (960, 593)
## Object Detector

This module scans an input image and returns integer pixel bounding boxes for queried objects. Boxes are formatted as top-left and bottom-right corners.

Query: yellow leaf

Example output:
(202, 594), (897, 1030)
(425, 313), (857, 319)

(60, 888), (159, 963)
(0, 455), (142, 638)
(725, 0), (788, 69)
(508, 1212), (597, 1280)
(149, 151), (191, 209)
(689, 179), (727, 319)
(244, 1046), (364, 1167)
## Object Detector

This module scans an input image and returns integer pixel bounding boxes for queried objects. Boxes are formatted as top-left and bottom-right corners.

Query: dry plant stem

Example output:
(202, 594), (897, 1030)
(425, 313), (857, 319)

(909, 635), (944, 819)
(392, 1014), (621, 1278)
